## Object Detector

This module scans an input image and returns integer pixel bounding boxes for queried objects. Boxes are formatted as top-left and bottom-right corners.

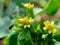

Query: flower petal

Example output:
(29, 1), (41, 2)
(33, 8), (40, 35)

(51, 21), (54, 24)
(44, 21), (50, 25)
(43, 27), (47, 30)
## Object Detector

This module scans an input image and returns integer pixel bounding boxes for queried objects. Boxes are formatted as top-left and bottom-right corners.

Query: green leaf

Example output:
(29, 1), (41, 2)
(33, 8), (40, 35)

(35, 23), (42, 34)
(48, 39), (55, 45)
(55, 42), (60, 45)
(0, 1), (16, 38)
(4, 1), (16, 17)
(45, 0), (60, 15)
(0, 1), (8, 38)
(4, 30), (19, 45)
(37, 0), (60, 15)
(54, 20), (60, 30)
(18, 31), (34, 45)
(53, 32), (60, 42)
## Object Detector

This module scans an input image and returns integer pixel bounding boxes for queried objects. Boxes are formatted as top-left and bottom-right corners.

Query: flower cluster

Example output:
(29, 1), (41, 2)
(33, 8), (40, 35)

(23, 3), (34, 9)
(43, 21), (57, 33)
(18, 17), (34, 28)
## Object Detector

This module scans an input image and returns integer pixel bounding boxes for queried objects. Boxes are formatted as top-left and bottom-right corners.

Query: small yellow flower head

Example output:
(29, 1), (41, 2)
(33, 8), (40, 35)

(18, 17), (34, 28)
(23, 3), (34, 9)
(43, 21), (57, 33)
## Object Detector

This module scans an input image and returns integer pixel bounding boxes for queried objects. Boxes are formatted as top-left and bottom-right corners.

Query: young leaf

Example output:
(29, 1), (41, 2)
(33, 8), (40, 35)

(4, 30), (19, 45)
(53, 32), (60, 42)
(18, 31), (34, 45)
(54, 20), (60, 30)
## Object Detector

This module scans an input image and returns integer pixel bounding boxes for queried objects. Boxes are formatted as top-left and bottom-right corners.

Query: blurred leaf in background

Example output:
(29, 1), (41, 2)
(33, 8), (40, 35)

(0, 0), (16, 38)
(12, 0), (30, 8)
(45, 0), (60, 15)
(37, 0), (60, 15)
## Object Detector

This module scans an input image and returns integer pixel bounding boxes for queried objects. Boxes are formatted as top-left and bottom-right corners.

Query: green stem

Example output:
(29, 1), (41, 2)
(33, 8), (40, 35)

(26, 8), (34, 18)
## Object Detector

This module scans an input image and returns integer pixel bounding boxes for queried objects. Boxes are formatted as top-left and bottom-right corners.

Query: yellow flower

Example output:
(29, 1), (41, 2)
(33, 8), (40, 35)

(23, 3), (34, 9)
(18, 17), (34, 28)
(43, 21), (57, 33)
